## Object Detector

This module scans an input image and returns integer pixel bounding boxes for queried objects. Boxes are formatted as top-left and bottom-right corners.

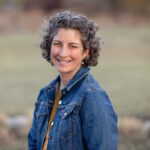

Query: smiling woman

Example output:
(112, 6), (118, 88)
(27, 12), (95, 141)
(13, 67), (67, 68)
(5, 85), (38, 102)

(51, 28), (89, 89)
(28, 11), (119, 150)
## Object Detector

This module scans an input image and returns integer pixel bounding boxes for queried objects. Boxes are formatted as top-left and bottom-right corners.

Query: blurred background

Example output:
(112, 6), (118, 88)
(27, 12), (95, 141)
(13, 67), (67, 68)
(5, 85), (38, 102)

(0, 0), (150, 149)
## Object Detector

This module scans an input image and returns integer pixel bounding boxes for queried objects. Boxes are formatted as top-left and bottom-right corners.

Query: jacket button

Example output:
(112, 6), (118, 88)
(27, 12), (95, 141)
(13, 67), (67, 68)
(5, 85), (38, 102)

(59, 100), (62, 105)
(51, 122), (54, 126)
(64, 113), (67, 117)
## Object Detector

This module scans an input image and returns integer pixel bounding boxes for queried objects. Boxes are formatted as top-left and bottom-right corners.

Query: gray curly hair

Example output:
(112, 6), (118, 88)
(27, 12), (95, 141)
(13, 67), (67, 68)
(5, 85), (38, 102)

(40, 11), (101, 67)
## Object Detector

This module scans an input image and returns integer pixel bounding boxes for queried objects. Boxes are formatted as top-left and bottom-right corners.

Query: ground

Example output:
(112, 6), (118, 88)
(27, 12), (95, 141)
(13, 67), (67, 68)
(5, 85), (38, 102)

(0, 10), (150, 149)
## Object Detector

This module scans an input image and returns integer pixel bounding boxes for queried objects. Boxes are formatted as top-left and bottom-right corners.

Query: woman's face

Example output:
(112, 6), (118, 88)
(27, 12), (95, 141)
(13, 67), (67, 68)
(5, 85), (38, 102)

(50, 28), (89, 77)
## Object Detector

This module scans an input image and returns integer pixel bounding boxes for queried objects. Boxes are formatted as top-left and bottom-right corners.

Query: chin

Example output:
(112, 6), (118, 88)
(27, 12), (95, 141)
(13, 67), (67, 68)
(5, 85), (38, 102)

(57, 68), (70, 74)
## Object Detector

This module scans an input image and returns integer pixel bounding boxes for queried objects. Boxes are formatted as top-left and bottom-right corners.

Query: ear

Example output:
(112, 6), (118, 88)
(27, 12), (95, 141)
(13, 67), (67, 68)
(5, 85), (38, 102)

(82, 48), (89, 59)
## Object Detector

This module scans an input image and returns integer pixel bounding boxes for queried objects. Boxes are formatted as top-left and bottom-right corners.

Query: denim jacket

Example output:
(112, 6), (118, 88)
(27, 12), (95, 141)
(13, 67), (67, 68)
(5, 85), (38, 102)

(28, 67), (119, 150)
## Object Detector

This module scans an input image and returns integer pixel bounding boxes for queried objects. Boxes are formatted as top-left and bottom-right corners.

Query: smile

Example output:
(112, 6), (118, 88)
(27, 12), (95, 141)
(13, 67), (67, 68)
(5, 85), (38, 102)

(57, 58), (72, 63)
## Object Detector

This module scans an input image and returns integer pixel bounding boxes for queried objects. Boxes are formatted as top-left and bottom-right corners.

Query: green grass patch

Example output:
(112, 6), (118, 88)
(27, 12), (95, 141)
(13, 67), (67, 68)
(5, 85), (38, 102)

(0, 25), (150, 118)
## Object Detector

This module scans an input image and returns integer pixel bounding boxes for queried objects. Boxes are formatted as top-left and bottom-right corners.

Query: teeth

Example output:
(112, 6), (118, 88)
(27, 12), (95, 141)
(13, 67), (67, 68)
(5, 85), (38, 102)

(57, 59), (71, 63)
(56, 58), (71, 63)
(60, 60), (70, 63)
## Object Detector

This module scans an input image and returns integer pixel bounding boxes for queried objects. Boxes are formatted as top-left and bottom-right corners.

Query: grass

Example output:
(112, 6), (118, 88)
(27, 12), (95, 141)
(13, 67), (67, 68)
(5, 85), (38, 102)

(0, 25), (150, 118)
(0, 25), (150, 150)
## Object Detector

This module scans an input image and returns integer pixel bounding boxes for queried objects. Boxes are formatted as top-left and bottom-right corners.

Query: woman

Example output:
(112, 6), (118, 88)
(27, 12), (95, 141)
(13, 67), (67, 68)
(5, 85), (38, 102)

(28, 11), (119, 150)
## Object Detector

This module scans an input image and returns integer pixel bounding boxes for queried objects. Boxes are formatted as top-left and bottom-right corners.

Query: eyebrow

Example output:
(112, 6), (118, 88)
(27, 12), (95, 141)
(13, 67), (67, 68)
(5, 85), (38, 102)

(53, 40), (80, 45)
(69, 42), (80, 45)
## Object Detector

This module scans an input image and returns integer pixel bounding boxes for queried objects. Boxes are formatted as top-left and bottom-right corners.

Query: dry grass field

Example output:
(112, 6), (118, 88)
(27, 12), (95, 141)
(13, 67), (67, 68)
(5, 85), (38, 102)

(0, 24), (150, 149)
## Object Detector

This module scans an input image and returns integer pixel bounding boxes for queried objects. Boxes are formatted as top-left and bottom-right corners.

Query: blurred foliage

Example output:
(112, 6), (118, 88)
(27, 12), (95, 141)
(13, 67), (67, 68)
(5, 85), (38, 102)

(0, 0), (150, 15)
(0, 0), (24, 4)
(121, 0), (150, 14)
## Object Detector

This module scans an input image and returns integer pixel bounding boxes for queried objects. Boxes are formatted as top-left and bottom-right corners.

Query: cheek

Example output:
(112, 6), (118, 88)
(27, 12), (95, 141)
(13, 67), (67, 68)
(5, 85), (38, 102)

(50, 47), (58, 58)
(71, 51), (84, 61)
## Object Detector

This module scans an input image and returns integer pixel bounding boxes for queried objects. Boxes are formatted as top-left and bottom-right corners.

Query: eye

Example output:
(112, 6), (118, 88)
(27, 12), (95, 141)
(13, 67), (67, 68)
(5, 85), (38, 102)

(53, 42), (62, 46)
(70, 45), (77, 49)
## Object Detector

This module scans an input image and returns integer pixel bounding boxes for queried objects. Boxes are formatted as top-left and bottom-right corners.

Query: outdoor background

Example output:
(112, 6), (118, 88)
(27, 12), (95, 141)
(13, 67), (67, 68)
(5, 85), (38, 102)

(0, 0), (150, 149)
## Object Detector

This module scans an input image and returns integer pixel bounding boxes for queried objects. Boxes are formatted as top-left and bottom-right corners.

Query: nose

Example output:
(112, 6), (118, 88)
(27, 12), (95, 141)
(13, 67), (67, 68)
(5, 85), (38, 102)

(59, 45), (68, 57)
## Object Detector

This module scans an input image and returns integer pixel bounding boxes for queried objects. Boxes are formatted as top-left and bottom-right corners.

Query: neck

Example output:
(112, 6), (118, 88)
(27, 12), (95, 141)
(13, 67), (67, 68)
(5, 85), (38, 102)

(59, 73), (73, 90)
(59, 66), (82, 89)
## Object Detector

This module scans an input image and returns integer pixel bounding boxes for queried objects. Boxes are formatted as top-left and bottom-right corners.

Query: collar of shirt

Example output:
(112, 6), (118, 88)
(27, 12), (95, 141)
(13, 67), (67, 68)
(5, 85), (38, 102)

(45, 67), (90, 94)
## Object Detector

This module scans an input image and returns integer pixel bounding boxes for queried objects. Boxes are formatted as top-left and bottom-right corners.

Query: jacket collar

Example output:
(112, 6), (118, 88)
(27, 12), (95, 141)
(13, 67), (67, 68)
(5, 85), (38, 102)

(66, 67), (90, 91)
(46, 67), (90, 92)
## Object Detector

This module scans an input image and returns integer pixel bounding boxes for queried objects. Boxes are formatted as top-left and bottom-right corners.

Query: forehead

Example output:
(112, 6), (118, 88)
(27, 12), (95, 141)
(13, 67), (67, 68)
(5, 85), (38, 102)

(53, 28), (82, 43)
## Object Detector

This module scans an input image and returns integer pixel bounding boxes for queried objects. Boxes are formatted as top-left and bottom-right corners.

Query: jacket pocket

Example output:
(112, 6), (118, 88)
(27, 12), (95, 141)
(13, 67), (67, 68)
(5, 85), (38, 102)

(59, 102), (80, 140)
(35, 101), (49, 117)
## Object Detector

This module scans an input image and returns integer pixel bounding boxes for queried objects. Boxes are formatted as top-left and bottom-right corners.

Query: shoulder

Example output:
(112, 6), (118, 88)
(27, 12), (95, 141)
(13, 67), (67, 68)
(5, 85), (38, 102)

(81, 73), (115, 115)
(82, 85), (113, 112)
(83, 73), (110, 102)
(80, 75), (118, 126)
(36, 76), (59, 102)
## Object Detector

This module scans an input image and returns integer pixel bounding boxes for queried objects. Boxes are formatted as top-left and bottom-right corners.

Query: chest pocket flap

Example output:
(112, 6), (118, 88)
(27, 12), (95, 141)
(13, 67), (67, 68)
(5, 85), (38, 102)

(60, 103), (77, 119)
(35, 101), (49, 118)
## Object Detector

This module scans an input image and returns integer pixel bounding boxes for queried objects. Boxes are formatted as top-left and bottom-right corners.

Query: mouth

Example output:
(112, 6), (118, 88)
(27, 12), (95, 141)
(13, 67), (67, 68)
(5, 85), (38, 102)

(57, 58), (72, 64)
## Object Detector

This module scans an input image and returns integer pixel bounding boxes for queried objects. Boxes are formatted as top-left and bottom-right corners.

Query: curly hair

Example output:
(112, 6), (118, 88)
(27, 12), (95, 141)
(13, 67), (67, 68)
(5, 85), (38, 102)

(40, 11), (101, 67)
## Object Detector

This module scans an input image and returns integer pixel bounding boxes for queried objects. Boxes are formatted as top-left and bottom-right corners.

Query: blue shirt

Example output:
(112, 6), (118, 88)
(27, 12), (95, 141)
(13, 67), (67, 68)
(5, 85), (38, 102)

(28, 67), (119, 150)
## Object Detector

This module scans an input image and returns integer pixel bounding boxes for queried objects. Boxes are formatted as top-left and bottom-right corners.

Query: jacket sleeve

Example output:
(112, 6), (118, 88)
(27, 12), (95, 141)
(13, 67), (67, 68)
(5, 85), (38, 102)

(28, 88), (44, 150)
(80, 89), (119, 150)
(28, 106), (37, 150)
